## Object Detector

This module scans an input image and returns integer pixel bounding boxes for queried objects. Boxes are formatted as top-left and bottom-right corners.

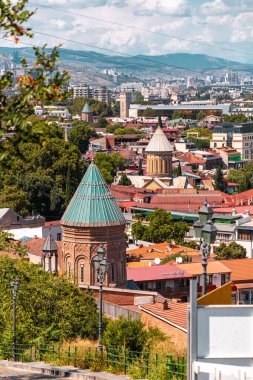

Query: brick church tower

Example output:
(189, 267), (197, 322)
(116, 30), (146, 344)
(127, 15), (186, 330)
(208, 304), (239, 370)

(61, 162), (126, 287)
(145, 126), (173, 177)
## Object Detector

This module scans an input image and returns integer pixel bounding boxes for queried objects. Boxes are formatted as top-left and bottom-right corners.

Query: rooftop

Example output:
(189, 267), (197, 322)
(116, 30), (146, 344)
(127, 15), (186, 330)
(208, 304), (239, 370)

(139, 301), (188, 331)
(61, 163), (126, 227)
(220, 259), (253, 282)
(178, 262), (231, 276)
(127, 263), (192, 282)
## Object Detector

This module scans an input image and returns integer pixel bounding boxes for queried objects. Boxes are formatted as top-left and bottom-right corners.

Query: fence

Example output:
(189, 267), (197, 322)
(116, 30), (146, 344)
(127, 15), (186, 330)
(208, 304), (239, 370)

(102, 301), (141, 320)
(0, 344), (186, 380)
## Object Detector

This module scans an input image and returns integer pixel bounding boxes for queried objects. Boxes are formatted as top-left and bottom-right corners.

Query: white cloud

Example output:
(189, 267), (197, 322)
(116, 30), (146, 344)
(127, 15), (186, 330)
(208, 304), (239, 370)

(201, 0), (229, 15)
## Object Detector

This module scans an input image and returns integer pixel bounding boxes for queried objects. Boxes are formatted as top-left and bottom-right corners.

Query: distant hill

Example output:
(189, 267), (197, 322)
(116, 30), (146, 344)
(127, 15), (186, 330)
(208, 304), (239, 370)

(1, 47), (253, 73)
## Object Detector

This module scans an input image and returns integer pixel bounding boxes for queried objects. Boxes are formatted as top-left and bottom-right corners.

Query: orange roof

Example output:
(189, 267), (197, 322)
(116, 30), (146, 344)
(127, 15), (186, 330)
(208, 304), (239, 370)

(22, 237), (62, 257)
(235, 282), (253, 289)
(140, 301), (188, 331)
(127, 242), (200, 260)
(178, 261), (231, 276)
(220, 259), (253, 282)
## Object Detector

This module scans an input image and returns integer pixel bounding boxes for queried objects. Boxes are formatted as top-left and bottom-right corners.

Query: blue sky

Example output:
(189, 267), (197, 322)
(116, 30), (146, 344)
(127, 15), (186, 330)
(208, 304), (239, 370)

(4, 0), (253, 63)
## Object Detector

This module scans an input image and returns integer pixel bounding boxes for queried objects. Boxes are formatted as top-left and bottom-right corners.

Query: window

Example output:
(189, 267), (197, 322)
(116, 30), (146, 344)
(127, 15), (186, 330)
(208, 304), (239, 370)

(80, 264), (84, 282)
(111, 263), (115, 282)
(68, 262), (71, 278)
(207, 275), (213, 285)
(57, 233), (62, 241)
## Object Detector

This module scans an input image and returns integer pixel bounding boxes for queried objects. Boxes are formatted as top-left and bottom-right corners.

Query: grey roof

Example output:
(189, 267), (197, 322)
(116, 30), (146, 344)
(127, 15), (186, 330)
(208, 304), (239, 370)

(130, 104), (231, 114)
(215, 223), (236, 233)
(199, 202), (213, 214)
(0, 208), (10, 219)
(42, 234), (58, 253)
(145, 126), (173, 153)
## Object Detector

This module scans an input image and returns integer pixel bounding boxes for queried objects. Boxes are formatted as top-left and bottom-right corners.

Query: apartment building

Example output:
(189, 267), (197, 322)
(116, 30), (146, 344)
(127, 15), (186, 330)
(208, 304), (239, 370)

(210, 122), (253, 161)
(71, 84), (92, 99)
(69, 84), (112, 104)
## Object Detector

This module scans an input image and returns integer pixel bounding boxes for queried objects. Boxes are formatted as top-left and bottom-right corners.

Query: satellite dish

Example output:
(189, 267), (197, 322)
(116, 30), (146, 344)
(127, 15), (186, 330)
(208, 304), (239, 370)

(154, 257), (161, 265)
(176, 257), (183, 264)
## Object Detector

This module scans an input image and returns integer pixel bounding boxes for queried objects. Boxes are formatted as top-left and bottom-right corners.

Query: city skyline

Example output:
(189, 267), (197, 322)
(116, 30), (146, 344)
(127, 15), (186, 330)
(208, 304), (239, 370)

(1, 0), (253, 64)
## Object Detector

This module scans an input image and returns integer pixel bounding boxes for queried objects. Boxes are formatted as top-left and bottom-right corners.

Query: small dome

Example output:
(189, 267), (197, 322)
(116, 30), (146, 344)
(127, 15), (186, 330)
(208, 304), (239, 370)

(145, 126), (173, 153)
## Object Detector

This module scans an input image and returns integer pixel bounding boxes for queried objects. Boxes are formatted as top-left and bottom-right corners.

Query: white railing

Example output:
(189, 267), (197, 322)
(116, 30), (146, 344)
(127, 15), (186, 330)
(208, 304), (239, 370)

(193, 361), (253, 379)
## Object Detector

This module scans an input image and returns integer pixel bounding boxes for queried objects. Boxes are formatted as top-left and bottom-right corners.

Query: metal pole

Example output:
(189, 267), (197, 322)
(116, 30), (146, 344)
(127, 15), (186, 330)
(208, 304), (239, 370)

(55, 253), (58, 275)
(48, 254), (52, 273)
(188, 278), (198, 380)
(201, 247), (207, 296)
(98, 272), (103, 353)
(11, 281), (19, 362)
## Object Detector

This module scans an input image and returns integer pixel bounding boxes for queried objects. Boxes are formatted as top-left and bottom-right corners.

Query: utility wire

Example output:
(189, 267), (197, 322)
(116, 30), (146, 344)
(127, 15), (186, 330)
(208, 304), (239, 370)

(29, 1), (249, 56)
(33, 30), (233, 76)
(1, 36), (204, 77)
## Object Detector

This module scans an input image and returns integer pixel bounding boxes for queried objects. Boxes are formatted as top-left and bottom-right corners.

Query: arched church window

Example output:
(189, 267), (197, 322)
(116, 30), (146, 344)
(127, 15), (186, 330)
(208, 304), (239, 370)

(80, 264), (84, 282)
(68, 262), (71, 278)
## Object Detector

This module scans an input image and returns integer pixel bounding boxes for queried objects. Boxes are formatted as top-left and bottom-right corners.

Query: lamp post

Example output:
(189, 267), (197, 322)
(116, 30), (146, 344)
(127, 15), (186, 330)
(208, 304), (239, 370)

(200, 220), (217, 296)
(93, 247), (109, 353)
(11, 280), (20, 361)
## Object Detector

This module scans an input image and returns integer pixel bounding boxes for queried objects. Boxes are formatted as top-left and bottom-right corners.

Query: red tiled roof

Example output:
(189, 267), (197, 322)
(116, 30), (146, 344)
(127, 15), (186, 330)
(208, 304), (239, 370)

(45, 220), (61, 226)
(22, 237), (62, 257)
(127, 264), (192, 282)
(140, 301), (188, 330)
(219, 259), (253, 282)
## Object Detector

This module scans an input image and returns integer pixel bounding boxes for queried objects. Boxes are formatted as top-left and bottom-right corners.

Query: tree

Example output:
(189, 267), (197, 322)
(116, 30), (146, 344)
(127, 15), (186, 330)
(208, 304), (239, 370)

(94, 152), (128, 184)
(227, 163), (253, 192)
(158, 115), (163, 128)
(214, 167), (225, 192)
(68, 122), (96, 153)
(223, 114), (248, 123)
(0, 255), (98, 346)
(132, 209), (189, 244)
(138, 159), (143, 176)
(142, 107), (154, 117)
(215, 242), (247, 260)
(174, 162), (182, 177)
(196, 112), (206, 121)
(103, 316), (164, 352)
(0, 185), (30, 216)
(118, 173), (132, 186)
(68, 98), (112, 117)
(0, 1), (69, 159)
(0, 125), (86, 217)
(97, 117), (108, 128)
(172, 110), (184, 120)
(131, 221), (146, 240)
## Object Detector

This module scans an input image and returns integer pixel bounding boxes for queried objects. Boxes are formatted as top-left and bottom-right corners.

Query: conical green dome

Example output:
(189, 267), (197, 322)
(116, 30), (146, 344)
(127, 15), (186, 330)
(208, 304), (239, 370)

(82, 103), (92, 113)
(61, 163), (125, 227)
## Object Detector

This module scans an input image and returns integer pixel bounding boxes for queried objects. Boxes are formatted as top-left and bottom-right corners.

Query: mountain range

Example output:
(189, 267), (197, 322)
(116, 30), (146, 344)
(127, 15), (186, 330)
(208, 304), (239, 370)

(1, 47), (253, 74)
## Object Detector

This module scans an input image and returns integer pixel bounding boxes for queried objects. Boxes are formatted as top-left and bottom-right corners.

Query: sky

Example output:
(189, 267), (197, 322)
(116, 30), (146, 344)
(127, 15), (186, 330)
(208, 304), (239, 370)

(3, 0), (253, 63)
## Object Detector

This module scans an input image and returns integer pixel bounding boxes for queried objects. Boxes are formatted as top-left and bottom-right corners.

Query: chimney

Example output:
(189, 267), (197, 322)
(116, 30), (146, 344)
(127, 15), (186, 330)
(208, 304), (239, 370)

(232, 208), (236, 216)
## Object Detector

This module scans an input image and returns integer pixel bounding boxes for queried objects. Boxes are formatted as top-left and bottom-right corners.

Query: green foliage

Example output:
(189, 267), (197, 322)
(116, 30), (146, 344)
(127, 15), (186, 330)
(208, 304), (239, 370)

(0, 185), (30, 216)
(68, 122), (96, 153)
(132, 221), (146, 240)
(68, 98), (112, 117)
(196, 112), (206, 121)
(215, 242), (247, 260)
(161, 254), (192, 265)
(0, 255), (98, 345)
(94, 152), (128, 184)
(172, 110), (184, 120)
(223, 114), (249, 123)
(214, 167), (225, 192)
(132, 209), (189, 244)
(96, 117), (108, 128)
(174, 162), (182, 177)
(0, 123), (86, 217)
(227, 163), (253, 192)
(103, 317), (165, 353)
(142, 107), (154, 117)
(0, 231), (27, 258)
(118, 173), (132, 186)
(186, 127), (212, 139)
(133, 92), (151, 105)
(138, 159), (143, 176)
(106, 123), (123, 133)
(188, 137), (210, 150)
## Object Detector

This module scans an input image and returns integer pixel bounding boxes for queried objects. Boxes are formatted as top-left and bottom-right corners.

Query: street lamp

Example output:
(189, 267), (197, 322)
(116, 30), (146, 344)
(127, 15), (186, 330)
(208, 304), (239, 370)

(200, 220), (217, 296)
(93, 247), (109, 353)
(10, 280), (20, 361)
